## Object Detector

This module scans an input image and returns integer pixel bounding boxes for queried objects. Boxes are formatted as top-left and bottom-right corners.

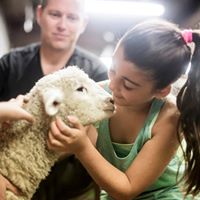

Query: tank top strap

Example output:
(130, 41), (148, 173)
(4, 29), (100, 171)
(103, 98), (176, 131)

(144, 98), (165, 139)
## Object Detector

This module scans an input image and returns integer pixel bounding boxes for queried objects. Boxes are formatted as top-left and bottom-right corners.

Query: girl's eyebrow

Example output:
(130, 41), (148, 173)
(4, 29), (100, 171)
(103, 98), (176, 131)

(122, 76), (141, 87)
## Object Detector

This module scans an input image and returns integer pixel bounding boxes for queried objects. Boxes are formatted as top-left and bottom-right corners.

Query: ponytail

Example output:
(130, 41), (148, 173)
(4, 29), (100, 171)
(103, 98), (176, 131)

(177, 31), (200, 196)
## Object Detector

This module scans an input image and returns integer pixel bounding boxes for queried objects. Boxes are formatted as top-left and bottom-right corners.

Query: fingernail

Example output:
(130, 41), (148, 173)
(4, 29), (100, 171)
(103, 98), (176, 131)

(67, 115), (75, 122)
(67, 116), (72, 121)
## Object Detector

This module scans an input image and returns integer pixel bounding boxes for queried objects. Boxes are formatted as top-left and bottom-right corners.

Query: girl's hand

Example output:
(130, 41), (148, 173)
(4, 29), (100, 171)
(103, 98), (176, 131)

(0, 95), (34, 123)
(0, 174), (20, 199)
(47, 116), (90, 155)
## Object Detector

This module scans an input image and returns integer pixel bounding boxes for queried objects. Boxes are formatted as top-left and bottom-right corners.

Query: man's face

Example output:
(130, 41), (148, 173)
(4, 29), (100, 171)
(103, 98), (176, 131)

(36, 0), (86, 51)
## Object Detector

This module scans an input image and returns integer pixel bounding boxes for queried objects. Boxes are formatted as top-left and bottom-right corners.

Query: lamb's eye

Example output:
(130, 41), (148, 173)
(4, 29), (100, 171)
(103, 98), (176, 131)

(76, 86), (87, 93)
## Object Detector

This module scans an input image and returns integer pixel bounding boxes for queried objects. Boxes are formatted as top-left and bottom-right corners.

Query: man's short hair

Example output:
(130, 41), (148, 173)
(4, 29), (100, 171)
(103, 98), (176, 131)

(39, 0), (47, 7)
(37, 0), (86, 15)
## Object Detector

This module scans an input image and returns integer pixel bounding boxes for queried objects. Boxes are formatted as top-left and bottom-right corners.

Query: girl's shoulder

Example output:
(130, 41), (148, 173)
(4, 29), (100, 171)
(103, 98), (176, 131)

(153, 98), (180, 136)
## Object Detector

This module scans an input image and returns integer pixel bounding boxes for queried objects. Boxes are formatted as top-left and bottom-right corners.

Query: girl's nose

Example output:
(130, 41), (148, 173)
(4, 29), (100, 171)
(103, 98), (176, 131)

(109, 77), (120, 92)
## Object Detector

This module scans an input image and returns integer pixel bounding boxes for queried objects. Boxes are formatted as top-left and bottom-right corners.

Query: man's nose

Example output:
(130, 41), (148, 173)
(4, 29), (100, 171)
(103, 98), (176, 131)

(57, 17), (67, 30)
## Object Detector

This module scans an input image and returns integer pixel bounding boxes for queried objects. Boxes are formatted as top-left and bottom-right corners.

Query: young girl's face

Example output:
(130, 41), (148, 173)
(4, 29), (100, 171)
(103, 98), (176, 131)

(109, 46), (158, 109)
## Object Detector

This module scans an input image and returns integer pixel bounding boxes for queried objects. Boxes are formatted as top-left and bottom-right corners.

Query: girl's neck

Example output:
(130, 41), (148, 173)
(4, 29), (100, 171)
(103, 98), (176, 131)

(110, 101), (154, 144)
(116, 100), (153, 116)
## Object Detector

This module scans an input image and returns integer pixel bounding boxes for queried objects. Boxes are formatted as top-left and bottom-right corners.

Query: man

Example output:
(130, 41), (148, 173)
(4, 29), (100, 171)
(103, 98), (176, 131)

(0, 0), (107, 100)
(0, 0), (108, 199)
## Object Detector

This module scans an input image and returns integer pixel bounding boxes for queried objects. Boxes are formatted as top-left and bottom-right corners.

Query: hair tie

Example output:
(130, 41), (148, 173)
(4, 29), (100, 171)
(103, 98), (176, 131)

(181, 29), (193, 44)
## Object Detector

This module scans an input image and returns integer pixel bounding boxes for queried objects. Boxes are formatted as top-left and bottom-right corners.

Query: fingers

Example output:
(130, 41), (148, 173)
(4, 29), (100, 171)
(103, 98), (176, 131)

(56, 117), (73, 136)
(23, 95), (30, 103)
(9, 95), (24, 106)
(25, 114), (34, 123)
(8, 98), (17, 103)
(47, 117), (81, 151)
(18, 110), (34, 123)
(10, 94), (29, 106)
(47, 116), (88, 154)
(47, 120), (70, 152)
(6, 181), (21, 196)
(16, 94), (29, 104)
(5, 96), (34, 123)
(47, 131), (64, 151)
(49, 120), (68, 143)
(0, 175), (20, 199)
(0, 182), (6, 200)
(66, 116), (83, 130)
(15, 95), (25, 104)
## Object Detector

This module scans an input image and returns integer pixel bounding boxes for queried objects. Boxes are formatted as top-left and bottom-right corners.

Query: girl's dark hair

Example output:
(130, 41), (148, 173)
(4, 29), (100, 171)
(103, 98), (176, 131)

(118, 19), (191, 89)
(120, 19), (200, 196)
(177, 31), (200, 196)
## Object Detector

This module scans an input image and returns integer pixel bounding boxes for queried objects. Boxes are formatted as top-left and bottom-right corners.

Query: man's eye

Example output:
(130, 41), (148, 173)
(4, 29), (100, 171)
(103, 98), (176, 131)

(67, 15), (79, 21)
(49, 12), (61, 17)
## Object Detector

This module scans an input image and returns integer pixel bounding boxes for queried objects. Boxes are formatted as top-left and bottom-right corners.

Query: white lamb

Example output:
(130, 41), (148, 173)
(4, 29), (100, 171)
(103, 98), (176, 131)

(0, 66), (114, 200)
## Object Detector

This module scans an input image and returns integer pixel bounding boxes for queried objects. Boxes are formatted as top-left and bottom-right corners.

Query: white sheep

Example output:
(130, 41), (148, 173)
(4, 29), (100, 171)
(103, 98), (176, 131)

(0, 66), (114, 200)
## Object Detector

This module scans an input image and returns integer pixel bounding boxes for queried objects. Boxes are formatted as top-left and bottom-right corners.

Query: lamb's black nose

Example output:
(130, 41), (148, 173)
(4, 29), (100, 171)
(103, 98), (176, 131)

(110, 98), (114, 104)
(106, 97), (114, 104)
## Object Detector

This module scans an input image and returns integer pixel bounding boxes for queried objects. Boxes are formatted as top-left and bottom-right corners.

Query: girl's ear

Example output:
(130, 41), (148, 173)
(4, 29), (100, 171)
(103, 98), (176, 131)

(155, 85), (171, 99)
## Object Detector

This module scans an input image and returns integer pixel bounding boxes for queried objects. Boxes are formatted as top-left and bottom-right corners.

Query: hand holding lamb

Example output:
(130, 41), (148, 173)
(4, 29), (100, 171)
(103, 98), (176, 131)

(0, 96), (34, 123)
(0, 66), (114, 200)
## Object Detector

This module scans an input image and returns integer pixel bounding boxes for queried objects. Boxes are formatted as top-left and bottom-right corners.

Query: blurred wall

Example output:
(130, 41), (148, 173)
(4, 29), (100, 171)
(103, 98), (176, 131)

(1, 0), (200, 58)
(0, 7), (10, 57)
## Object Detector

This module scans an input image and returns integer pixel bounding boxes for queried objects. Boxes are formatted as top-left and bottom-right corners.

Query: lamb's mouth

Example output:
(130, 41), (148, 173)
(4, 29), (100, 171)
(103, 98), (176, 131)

(103, 106), (115, 113)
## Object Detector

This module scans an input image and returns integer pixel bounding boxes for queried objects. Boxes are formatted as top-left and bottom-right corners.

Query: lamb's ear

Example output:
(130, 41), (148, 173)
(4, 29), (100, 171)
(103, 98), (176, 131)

(42, 88), (64, 116)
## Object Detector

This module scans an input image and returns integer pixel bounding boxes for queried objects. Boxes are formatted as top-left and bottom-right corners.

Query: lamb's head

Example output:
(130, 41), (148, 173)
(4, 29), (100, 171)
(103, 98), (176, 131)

(30, 66), (114, 125)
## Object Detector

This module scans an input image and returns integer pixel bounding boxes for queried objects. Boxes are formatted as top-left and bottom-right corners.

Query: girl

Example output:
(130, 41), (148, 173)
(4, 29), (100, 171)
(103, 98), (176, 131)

(47, 19), (199, 199)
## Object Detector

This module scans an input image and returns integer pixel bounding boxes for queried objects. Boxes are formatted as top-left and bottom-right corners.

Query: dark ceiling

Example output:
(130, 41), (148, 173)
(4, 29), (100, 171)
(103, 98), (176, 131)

(1, 0), (200, 56)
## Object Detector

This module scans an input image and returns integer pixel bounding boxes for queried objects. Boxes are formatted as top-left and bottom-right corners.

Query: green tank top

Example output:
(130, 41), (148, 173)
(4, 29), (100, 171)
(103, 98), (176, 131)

(96, 82), (191, 199)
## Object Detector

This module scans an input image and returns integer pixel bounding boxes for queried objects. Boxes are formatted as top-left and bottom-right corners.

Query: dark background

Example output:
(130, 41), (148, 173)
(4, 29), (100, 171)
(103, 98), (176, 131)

(0, 0), (200, 57)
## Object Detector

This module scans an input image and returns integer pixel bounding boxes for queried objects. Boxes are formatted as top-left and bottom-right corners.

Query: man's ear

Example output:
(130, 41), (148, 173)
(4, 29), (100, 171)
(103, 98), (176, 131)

(80, 15), (89, 34)
(155, 85), (171, 99)
(36, 5), (43, 26)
